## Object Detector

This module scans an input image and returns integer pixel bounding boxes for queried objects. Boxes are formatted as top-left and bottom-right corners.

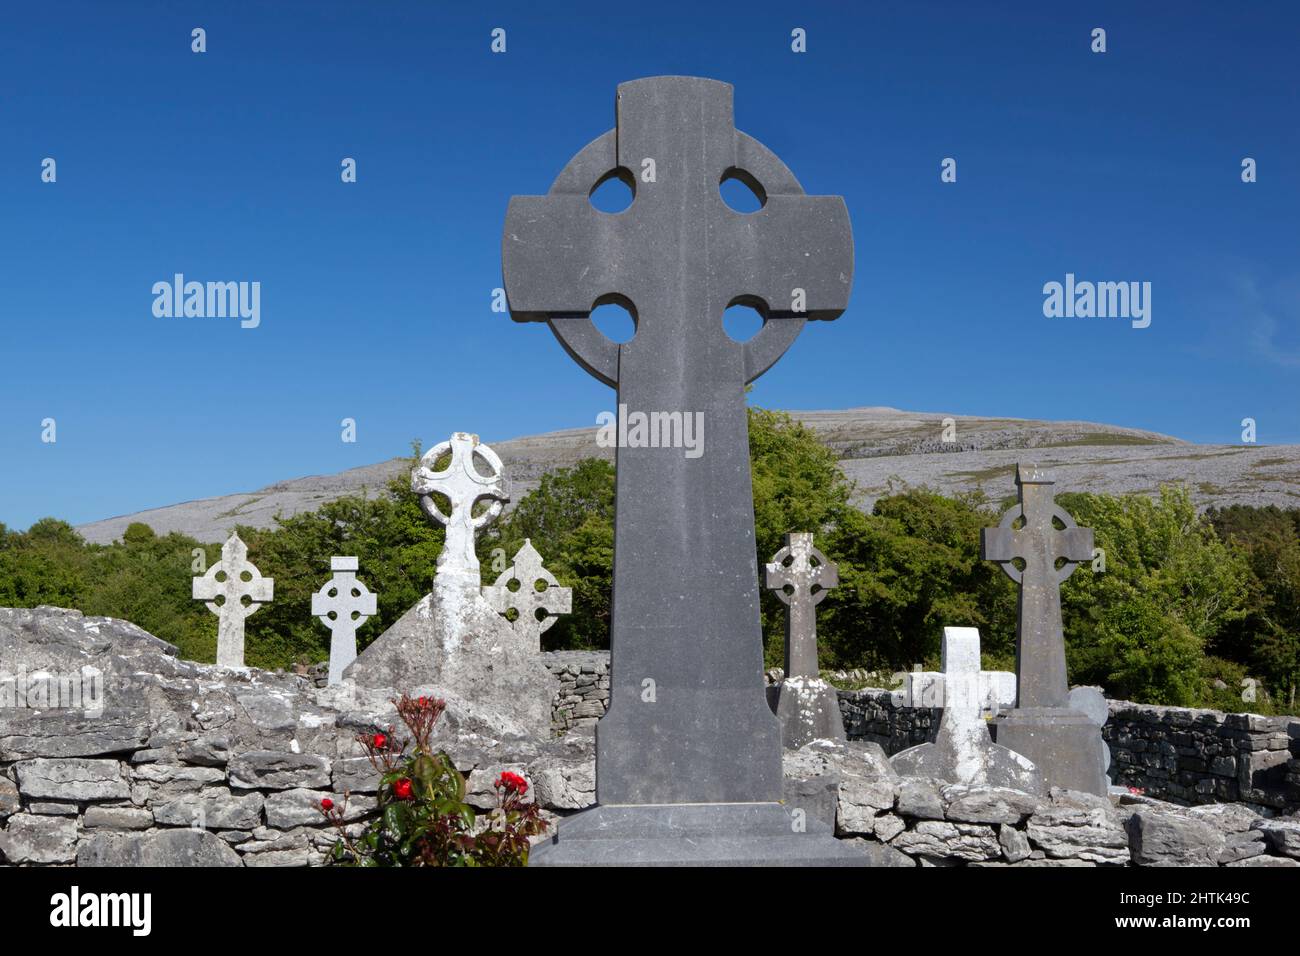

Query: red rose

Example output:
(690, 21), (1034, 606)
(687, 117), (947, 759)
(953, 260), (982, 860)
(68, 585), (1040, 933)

(320, 798), (334, 811)
(373, 733), (387, 750)
(393, 778), (413, 800)
(496, 771), (528, 795)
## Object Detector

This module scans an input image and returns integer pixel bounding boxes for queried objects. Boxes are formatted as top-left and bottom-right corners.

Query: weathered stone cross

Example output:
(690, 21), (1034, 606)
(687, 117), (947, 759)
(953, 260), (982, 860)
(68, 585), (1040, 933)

(763, 532), (845, 749)
(412, 432), (509, 588)
(764, 532), (838, 679)
(192, 532), (273, 668)
(503, 76), (853, 809)
(979, 464), (1106, 795)
(981, 463), (1093, 709)
(482, 539), (572, 650)
(312, 556), (377, 685)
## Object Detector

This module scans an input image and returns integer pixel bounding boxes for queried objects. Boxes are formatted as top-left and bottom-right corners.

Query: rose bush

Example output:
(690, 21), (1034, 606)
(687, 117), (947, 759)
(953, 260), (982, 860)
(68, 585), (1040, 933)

(320, 694), (547, 866)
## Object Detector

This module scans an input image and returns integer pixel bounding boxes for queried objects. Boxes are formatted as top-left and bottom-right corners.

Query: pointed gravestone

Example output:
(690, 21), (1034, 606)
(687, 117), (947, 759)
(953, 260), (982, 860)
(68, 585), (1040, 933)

(981, 463), (1107, 795)
(483, 539), (572, 650)
(345, 433), (555, 737)
(192, 532), (273, 668)
(891, 627), (1043, 792)
(763, 532), (845, 749)
(504, 76), (861, 864)
(311, 557), (377, 685)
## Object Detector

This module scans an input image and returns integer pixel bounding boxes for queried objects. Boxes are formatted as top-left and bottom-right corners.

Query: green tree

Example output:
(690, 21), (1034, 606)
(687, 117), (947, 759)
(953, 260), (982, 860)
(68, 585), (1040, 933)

(1058, 486), (1252, 706)
(1208, 505), (1300, 710)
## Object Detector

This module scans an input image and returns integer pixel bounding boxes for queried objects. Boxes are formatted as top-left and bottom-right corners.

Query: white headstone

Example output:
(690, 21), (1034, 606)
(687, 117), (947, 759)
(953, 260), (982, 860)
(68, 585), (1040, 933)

(894, 627), (1016, 716)
(411, 432), (508, 589)
(482, 539), (571, 649)
(311, 556), (378, 685)
(192, 533), (273, 668)
(891, 627), (1043, 792)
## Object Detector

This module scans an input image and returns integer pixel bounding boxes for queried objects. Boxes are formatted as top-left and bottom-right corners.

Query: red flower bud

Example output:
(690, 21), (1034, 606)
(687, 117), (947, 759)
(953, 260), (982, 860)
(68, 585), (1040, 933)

(320, 798), (334, 811)
(393, 778), (413, 800)
(496, 771), (528, 795)
(373, 733), (387, 750)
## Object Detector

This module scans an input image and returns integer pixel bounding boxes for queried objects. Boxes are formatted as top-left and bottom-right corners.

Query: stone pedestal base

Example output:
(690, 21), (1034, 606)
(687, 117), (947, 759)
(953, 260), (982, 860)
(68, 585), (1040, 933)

(767, 677), (847, 750)
(529, 803), (870, 867)
(993, 707), (1107, 796)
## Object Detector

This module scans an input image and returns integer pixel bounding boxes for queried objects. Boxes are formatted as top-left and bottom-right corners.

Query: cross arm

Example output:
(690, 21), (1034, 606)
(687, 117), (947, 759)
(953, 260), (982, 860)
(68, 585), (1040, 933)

(763, 561), (794, 605)
(980, 526), (1020, 563)
(1056, 526), (1094, 564)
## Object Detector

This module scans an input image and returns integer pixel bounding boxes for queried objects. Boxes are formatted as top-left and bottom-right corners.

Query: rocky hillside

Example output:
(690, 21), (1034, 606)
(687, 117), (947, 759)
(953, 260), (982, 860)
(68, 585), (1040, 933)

(76, 407), (1300, 545)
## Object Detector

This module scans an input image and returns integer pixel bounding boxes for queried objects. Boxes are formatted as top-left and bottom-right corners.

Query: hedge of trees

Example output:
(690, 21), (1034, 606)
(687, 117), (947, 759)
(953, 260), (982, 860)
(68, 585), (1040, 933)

(1, 408), (1296, 714)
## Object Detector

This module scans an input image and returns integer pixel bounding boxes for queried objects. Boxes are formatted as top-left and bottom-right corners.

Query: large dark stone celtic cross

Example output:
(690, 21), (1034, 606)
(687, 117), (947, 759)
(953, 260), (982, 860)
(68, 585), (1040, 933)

(502, 76), (853, 805)
(981, 464), (1094, 709)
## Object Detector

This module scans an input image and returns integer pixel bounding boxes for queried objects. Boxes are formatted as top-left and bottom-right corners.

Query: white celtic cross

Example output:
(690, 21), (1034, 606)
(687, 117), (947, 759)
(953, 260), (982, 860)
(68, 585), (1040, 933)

(411, 432), (509, 587)
(192, 532), (273, 668)
(482, 539), (572, 649)
(311, 556), (378, 685)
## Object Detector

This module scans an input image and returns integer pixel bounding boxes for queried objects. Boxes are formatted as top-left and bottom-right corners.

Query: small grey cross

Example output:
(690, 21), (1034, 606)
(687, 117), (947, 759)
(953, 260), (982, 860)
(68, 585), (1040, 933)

(412, 432), (509, 587)
(764, 532), (837, 679)
(312, 556), (378, 685)
(192, 532), (273, 668)
(482, 539), (572, 649)
(981, 463), (1093, 709)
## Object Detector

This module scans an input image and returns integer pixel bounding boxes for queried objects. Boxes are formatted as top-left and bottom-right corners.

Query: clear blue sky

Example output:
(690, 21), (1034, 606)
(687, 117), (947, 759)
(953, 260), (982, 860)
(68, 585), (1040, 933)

(2, 1), (1297, 531)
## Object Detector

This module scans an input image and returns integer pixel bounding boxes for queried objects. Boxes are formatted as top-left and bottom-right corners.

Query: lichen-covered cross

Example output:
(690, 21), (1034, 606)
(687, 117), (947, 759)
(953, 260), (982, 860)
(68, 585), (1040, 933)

(192, 532), (273, 668)
(412, 432), (509, 587)
(764, 533), (838, 680)
(311, 556), (378, 685)
(482, 539), (572, 650)
(981, 464), (1094, 709)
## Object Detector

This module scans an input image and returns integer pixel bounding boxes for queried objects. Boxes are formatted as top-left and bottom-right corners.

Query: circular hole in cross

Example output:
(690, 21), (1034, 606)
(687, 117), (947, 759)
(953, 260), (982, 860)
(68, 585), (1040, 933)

(590, 293), (637, 344)
(588, 167), (635, 213)
(506, 577), (522, 593)
(719, 166), (766, 213)
(722, 300), (765, 343)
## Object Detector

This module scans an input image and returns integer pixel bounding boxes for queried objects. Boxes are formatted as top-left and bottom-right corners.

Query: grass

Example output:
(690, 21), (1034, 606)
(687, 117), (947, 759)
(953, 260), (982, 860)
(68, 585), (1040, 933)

(218, 495), (265, 518)
(1038, 433), (1169, 448)
(951, 464), (1018, 482)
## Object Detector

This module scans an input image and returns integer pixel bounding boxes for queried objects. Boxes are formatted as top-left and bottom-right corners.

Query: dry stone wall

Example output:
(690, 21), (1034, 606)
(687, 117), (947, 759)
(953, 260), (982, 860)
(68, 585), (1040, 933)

(535, 654), (1300, 813)
(2, 611), (1298, 867)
